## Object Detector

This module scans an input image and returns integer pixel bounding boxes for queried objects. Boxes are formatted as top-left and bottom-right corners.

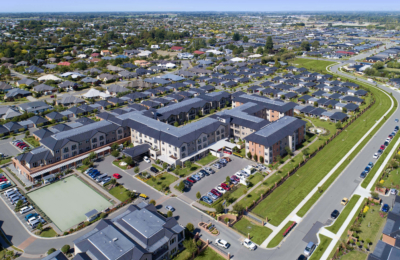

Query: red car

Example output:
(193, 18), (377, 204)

(231, 175), (240, 182)
(0, 177), (7, 181)
(380, 145), (386, 150)
(220, 183), (231, 191)
(211, 189), (222, 197)
(187, 177), (196, 183)
(389, 135), (394, 139)
(113, 173), (122, 179)
(223, 150), (232, 155)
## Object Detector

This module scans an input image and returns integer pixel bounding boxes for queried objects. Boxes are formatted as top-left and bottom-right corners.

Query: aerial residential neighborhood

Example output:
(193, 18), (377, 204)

(1, 3), (400, 260)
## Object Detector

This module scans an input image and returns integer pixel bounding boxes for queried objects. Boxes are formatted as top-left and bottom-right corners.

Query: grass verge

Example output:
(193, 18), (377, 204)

(109, 185), (131, 202)
(40, 227), (58, 237)
(309, 234), (332, 260)
(146, 173), (178, 191)
(267, 221), (294, 248)
(233, 218), (272, 245)
(326, 195), (361, 234)
(196, 154), (218, 166)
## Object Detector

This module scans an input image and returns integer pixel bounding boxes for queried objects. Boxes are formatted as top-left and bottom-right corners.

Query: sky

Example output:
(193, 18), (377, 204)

(2, 0), (399, 13)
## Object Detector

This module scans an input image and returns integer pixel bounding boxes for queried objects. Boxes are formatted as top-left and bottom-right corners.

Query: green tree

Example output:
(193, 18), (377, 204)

(186, 223), (194, 233)
(183, 239), (197, 255)
(254, 154), (258, 162)
(243, 36), (249, 43)
(47, 248), (56, 255)
(301, 41), (311, 51)
(134, 167), (139, 174)
(184, 160), (192, 168)
(233, 203), (244, 213)
(162, 162), (168, 169)
(311, 40), (320, 49)
(167, 211), (173, 218)
(336, 122), (342, 129)
(111, 150), (120, 157)
(226, 176), (231, 183)
(61, 245), (70, 254)
(88, 152), (97, 161)
(285, 146), (293, 156)
(124, 156), (133, 166)
(214, 203), (224, 213)
(174, 121), (179, 127)
(247, 152), (252, 159)
(259, 156), (264, 163)
(232, 32), (241, 41)
(177, 181), (185, 192)
(149, 199), (156, 206)
(196, 191), (201, 199)
(265, 36), (273, 53)
(342, 107), (347, 113)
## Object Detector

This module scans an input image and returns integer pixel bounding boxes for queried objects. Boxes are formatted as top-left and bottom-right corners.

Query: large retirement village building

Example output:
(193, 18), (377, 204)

(12, 91), (307, 183)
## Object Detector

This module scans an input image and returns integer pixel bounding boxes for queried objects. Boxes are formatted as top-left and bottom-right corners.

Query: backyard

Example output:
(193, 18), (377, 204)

(233, 218), (272, 245)
(24, 136), (40, 147)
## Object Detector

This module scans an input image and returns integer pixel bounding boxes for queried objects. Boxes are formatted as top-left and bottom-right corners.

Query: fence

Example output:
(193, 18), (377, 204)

(241, 97), (376, 218)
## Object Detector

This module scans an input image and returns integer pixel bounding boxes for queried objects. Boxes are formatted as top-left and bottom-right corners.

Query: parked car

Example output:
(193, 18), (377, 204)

(139, 193), (148, 199)
(207, 192), (218, 201)
(304, 242), (316, 257)
(199, 169), (209, 176)
(165, 205), (175, 212)
(364, 166), (371, 173)
(368, 162), (374, 168)
(182, 180), (192, 187)
(223, 150), (232, 155)
(197, 171), (205, 178)
(390, 188), (397, 195)
(382, 204), (390, 213)
(297, 255), (307, 260)
(380, 145), (386, 150)
(360, 171), (367, 179)
(341, 198), (348, 205)
(204, 167), (214, 174)
(216, 186), (226, 194)
(396, 119), (399, 123)
(20, 206), (34, 214)
(150, 167), (159, 173)
(388, 134), (394, 139)
(113, 173), (122, 179)
(377, 149), (383, 155)
(143, 156), (151, 163)
(84, 168), (94, 174)
(373, 152), (380, 159)
(384, 141), (389, 146)
(201, 196), (213, 205)
(24, 213), (38, 221)
(220, 183), (230, 191)
(187, 177), (196, 183)
(331, 210), (340, 219)
(395, 126), (399, 131)
(230, 178), (238, 185)
(100, 177), (111, 185)
(210, 189), (222, 197)
(213, 163), (221, 169)
(192, 174), (201, 181)
(242, 239), (257, 250)
(222, 157), (232, 162)
(215, 239), (230, 249)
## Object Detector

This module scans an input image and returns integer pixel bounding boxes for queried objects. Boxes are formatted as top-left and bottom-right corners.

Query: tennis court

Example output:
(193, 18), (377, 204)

(28, 175), (112, 231)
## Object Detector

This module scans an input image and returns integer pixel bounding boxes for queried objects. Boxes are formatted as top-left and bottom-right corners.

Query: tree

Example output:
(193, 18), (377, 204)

(274, 60), (281, 68)
(342, 107), (347, 113)
(111, 150), (120, 157)
(88, 152), (97, 161)
(285, 146), (293, 156)
(174, 121), (179, 127)
(253, 154), (258, 162)
(314, 101), (318, 107)
(47, 248), (56, 255)
(256, 47), (264, 54)
(301, 41), (311, 51)
(311, 41), (320, 49)
(226, 176), (231, 183)
(186, 223), (194, 233)
(134, 167), (139, 174)
(184, 160), (192, 168)
(232, 32), (241, 41)
(111, 143), (119, 151)
(243, 36), (249, 43)
(247, 152), (252, 159)
(259, 156), (264, 163)
(167, 211), (173, 218)
(265, 36), (273, 53)
(183, 239), (197, 255)
(162, 162), (168, 169)
(15, 200), (23, 210)
(124, 156), (133, 166)
(233, 203), (244, 214)
(196, 191), (201, 199)
(214, 203), (224, 213)
(178, 181), (185, 192)
(302, 148), (310, 157)
(61, 245), (70, 254)
(149, 199), (156, 206)
(37, 222), (43, 231)
(336, 122), (342, 129)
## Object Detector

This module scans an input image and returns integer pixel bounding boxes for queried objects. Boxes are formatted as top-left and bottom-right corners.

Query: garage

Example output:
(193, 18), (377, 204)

(121, 143), (150, 163)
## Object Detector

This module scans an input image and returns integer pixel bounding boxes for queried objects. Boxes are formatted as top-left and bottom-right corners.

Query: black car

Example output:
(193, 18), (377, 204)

(331, 210), (340, 219)
(182, 180), (192, 187)
(297, 255), (307, 260)
(150, 167), (159, 173)
(200, 170), (209, 176)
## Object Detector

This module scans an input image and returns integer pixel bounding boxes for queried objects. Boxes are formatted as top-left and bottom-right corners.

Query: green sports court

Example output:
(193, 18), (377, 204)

(27, 175), (112, 231)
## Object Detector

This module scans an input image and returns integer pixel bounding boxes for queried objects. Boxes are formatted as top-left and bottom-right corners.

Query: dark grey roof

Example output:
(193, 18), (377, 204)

(122, 144), (151, 158)
(42, 250), (68, 260)
(28, 115), (48, 125)
(33, 128), (53, 139)
(245, 116), (306, 147)
(233, 94), (296, 113)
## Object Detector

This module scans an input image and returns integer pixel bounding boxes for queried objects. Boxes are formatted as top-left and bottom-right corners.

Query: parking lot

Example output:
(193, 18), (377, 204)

(0, 140), (22, 157)
(184, 156), (253, 201)
(0, 189), (43, 232)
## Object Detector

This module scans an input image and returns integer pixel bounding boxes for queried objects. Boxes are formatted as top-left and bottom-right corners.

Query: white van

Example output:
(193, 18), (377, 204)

(5, 188), (18, 197)
(20, 206), (33, 214)
(28, 218), (40, 228)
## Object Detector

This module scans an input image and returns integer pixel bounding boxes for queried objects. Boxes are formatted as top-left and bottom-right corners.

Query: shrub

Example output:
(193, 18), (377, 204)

(167, 211), (173, 218)
(214, 203), (224, 213)
(196, 191), (201, 199)
(61, 245), (70, 254)
(47, 248), (56, 255)
(149, 199), (156, 206)
(186, 223), (194, 233)
(196, 240), (202, 247)
(111, 150), (120, 157)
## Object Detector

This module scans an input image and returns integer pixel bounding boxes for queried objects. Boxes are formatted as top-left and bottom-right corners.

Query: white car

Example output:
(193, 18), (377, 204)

(373, 153), (379, 159)
(19, 206), (33, 214)
(215, 238), (230, 249)
(143, 156), (151, 163)
(242, 239), (257, 250)
(235, 172), (244, 178)
(390, 188), (397, 195)
(386, 138), (391, 143)
(216, 186), (226, 194)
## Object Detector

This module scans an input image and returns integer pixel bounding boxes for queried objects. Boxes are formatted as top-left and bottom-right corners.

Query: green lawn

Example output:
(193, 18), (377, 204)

(248, 172), (264, 187)
(77, 165), (90, 173)
(109, 185), (131, 202)
(309, 234), (332, 260)
(0, 158), (11, 165)
(145, 173), (178, 191)
(251, 77), (394, 226)
(339, 250), (367, 260)
(291, 58), (337, 72)
(267, 221), (295, 248)
(326, 195), (361, 234)
(194, 247), (226, 260)
(40, 228), (57, 237)
(113, 161), (128, 170)
(229, 185), (247, 204)
(24, 136), (40, 147)
(174, 165), (200, 177)
(196, 154), (218, 166)
(233, 218), (272, 245)
(382, 168), (400, 189)
(358, 203), (387, 251)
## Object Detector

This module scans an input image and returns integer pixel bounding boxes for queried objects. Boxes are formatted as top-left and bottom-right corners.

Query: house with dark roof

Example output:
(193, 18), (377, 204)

(4, 88), (32, 101)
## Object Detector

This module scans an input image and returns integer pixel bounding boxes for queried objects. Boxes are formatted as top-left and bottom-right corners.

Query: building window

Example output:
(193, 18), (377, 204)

(170, 238), (176, 245)
(72, 145), (76, 150)
(63, 154), (69, 159)
(63, 147), (69, 153)
(198, 139), (201, 144)
(92, 138), (97, 143)
(118, 129), (122, 134)
(203, 137), (207, 142)
(55, 150), (60, 154)
(86, 140), (89, 143)
(100, 136), (104, 140)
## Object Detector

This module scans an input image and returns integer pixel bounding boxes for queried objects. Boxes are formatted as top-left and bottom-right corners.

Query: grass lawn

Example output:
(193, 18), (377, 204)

(229, 185), (247, 204)
(40, 228), (57, 237)
(113, 161), (127, 170)
(24, 136), (40, 147)
(233, 218), (272, 245)
(309, 234), (332, 260)
(339, 250), (367, 260)
(382, 168), (400, 189)
(196, 154), (218, 166)
(152, 164), (164, 171)
(248, 172), (264, 187)
(145, 173), (178, 191)
(174, 165), (200, 177)
(0, 158), (11, 165)
(358, 203), (387, 252)
(109, 185), (131, 202)
(291, 58), (337, 72)
(327, 195), (361, 234)
(267, 221), (295, 248)
(194, 247), (226, 260)
(77, 165), (90, 173)
(251, 76), (394, 226)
